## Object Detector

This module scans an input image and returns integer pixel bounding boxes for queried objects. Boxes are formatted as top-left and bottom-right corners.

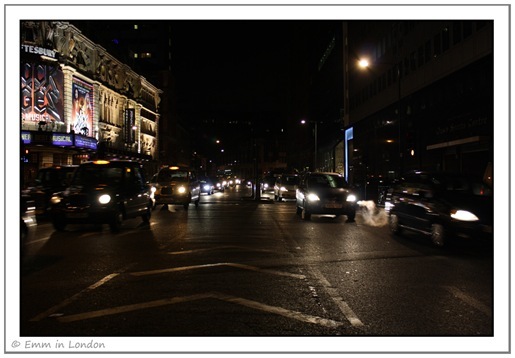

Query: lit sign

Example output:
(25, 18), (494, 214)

(21, 45), (57, 59)
(52, 134), (73, 146)
(21, 131), (31, 144)
(75, 135), (97, 150)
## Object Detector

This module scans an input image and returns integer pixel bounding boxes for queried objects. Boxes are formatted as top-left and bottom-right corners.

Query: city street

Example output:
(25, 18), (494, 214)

(19, 184), (494, 342)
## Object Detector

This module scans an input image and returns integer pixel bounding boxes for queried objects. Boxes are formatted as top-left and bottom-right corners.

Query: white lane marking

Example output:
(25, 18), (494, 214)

(310, 267), (365, 328)
(445, 286), (492, 317)
(57, 291), (344, 328)
(29, 264), (136, 322)
(130, 262), (306, 280)
(168, 246), (277, 255)
(30, 273), (119, 322)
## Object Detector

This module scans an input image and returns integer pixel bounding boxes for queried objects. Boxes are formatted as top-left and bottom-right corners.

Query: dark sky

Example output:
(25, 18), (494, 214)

(169, 21), (299, 116)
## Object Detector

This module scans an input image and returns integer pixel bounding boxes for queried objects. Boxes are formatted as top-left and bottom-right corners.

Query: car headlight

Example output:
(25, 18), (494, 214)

(203, 185), (211, 191)
(451, 209), (479, 221)
(50, 195), (62, 205)
(307, 193), (320, 201)
(150, 186), (157, 193)
(346, 194), (357, 202)
(98, 194), (111, 204)
(280, 186), (287, 192)
(178, 186), (186, 194)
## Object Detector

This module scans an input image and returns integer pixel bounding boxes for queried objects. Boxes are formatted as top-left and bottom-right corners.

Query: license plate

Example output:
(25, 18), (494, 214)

(325, 203), (342, 209)
(66, 213), (88, 219)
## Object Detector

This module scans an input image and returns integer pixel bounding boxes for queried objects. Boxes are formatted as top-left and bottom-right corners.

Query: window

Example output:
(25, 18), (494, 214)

(433, 34), (441, 57)
(442, 28), (450, 52)
(453, 22), (462, 45)
(425, 40), (432, 62)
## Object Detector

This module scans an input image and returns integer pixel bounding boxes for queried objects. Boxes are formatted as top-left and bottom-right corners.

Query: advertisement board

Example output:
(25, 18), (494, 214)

(21, 62), (64, 127)
(72, 78), (94, 137)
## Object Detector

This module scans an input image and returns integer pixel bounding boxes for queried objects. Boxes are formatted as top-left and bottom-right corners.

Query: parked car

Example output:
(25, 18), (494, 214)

(199, 177), (215, 195)
(386, 171), (493, 247)
(26, 165), (77, 218)
(50, 160), (153, 233)
(149, 166), (200, 209)
(296, 172), (358, 221)
(273, 174), (299, 201)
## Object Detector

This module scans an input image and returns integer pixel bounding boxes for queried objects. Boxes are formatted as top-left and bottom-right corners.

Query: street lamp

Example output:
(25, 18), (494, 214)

(301, 119), (318, 171)
(358, 57), (403, 175)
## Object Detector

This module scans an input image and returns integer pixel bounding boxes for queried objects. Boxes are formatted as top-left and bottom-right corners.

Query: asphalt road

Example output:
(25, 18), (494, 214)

(17, 185), (494, 353)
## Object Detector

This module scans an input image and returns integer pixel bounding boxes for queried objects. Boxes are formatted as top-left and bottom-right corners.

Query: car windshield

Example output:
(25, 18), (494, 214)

(72, 167), (123, 186)
(37, 168), (75, 186)
(157, 169), (189, 182)
(308, 174), (346, 188)
(283, 176), (299, 185)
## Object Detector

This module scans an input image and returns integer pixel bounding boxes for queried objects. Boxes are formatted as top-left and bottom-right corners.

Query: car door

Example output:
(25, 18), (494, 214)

(124, 164), (150, 217)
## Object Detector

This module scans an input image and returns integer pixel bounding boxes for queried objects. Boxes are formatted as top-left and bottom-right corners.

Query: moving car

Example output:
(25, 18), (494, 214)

(50, 160), (153, 233)
(386, 171), (493, 247)
(21, 194), (37, 252)
(26, 165), (77, 218)
(273, 174), (299, 201)
(199, 177), (215, 195)
(260, 175), (276, 196)
(149, 166), (200, 209)
(296, 172), (357, 221)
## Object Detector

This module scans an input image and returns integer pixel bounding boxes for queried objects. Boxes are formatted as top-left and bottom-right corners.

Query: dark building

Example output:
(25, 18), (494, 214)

(342, 21), (493, 194)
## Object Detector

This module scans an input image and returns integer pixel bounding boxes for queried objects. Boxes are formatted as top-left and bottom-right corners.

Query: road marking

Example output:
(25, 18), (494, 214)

(30, 273), (119, 322)
(29, 264), (136, 322)
(445, 286), (492, 317)
(168, 245), (277, 255)
(130, 262), (306, 280)
(57, 291), (344, 328)
(310, 267), (365, 328)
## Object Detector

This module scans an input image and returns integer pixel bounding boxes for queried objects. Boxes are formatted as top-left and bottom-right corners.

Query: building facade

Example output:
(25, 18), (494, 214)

(20, 21), (162, 185)
(342, 21), (493, 193)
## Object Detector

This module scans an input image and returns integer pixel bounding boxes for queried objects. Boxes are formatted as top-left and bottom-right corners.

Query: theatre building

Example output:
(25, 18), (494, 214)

(20, 21), (162, 186)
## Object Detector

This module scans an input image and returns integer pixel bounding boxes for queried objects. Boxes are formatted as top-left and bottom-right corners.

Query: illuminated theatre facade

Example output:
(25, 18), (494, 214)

(20, 21), (162, 184)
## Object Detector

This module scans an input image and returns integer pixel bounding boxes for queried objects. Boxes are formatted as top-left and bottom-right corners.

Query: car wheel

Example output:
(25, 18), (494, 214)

(346, 211), (356, 222)
(110, 209), (123, 233)
(301, 203), (311, 220)
(389, 213), (401, 234)
(141, 203), (151, 223)
(431, 223), (445, 247)
(52, 216), (67, 231)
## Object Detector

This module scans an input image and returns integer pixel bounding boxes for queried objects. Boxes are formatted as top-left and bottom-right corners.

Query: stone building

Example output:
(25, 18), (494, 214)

(20, 21), (162, 185)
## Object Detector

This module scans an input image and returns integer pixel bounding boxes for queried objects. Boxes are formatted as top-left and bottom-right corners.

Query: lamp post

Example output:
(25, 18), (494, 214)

(358, 58), (403, 176)
(301, 119), (318, 171)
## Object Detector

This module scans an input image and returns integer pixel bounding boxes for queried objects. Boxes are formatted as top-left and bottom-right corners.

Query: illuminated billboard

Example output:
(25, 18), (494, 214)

(21, 63), (64, 126)
(72, 78), (94, 137)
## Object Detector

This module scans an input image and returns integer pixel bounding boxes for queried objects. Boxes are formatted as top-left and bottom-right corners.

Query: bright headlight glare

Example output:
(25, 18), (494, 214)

(346, 194), (357, 202)
(178, 186), (186, 194)
(451, 209), (479, 221)
(150, 186), (157, 193)
(203, 185), (211, 191)
(50, 195), (62, 205)
(98, 194), (111, 204)
(280, 186), (287, 192)
(307, 193), (320, 201)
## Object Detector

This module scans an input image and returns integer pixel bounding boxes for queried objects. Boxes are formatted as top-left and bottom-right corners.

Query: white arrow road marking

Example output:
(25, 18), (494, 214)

(57, 292), (344, 328)
(444, 286), (492, 317)
(310, 267), (365, 328)
(130, 262), (306, 280)
(168, 246), (277, 255)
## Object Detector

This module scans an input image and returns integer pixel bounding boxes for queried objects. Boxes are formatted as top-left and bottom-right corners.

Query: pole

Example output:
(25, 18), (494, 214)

(314, 121), (318, 171)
